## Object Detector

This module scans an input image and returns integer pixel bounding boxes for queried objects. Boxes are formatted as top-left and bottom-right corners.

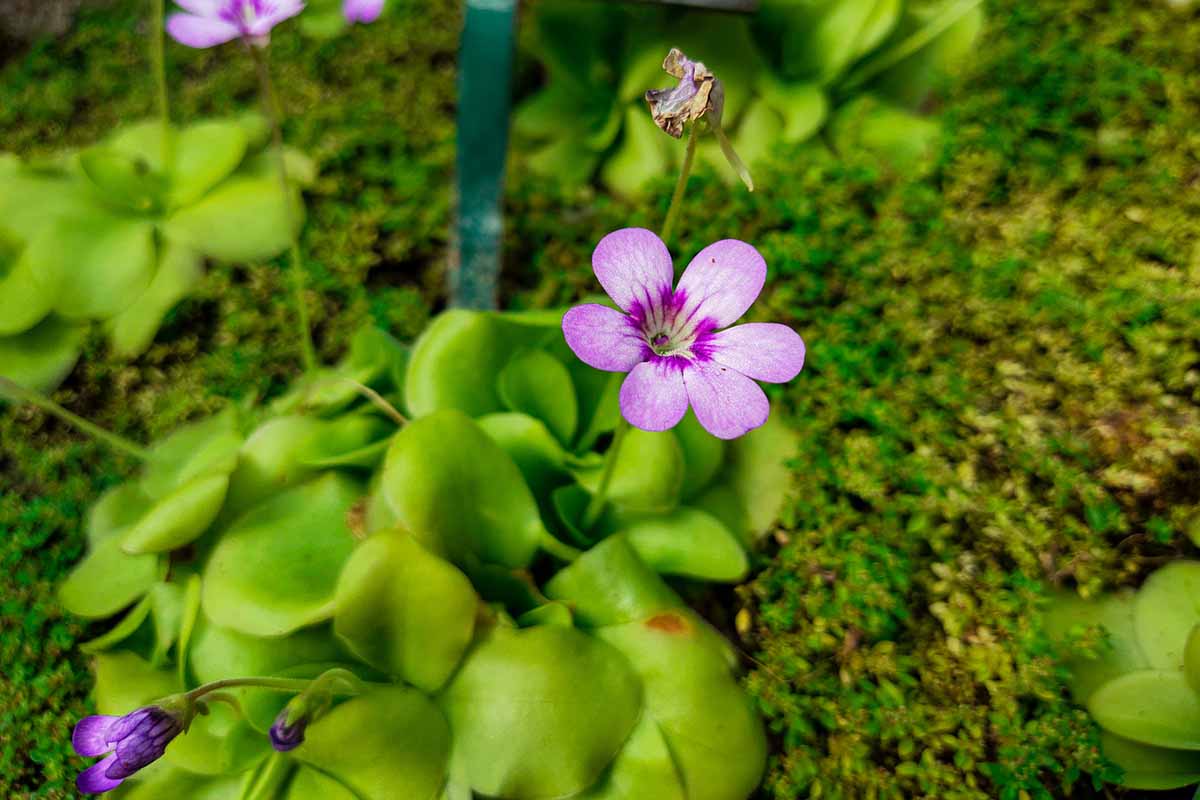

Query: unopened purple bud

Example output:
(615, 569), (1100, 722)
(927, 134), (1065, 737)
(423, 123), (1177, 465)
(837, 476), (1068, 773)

(269, 707), (308, 751)
(73, 706), (185, 794)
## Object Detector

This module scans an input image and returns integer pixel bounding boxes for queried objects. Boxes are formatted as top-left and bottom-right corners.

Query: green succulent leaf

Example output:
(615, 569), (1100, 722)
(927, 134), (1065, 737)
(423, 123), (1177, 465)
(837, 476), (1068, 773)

(478, 412), (575, 500)
(405, 310), (561, 418)
(164, 174), (301, 263)
(79, 147), (166, 213)
(600, 106), (673, 197)
(167, 119), (248, 208)
(110, 765), (243, 800)
(1043, 590), (1147, 703)
(696, 413), (796, 546)
(439, 624), (642, 799)
(284, 767), (360, 800)
(0, 315), (85, 392)
(597, 611), (767, 800)
(498, 348), (578, 444)
(0, 238), (57, 336)
(148, 581), (186, 666)
(221, 414), (379, 519)
(106, 240), (204, 358)
(87, 482), (153, 545)
(673, 410), (725, 499)
(829, 95), (942, 172)
(294, 687), (451, 800)
(622, 507), (749, 582)
(1088, 670), (1200, 750)
(380, 410), (546, 569)
(573, 715), (685, 800)
(92, 650), (178, 715)
(1134, 561), (1200, 671)
(757, 76), (829, 144)
(333, 529), (477, 692)
(163, 701), (269, 776)
(544, 535), (683, 628)
(202, 473), (364, 637)
(121, 473), (230, 554)
(79, 595), (153, 654)
(29, 213), (155, 321)
(575, 428), (684, 515)
(1100, 731), (1200, 790)
(58, 533), (164, 618)
(140, 408), (241, 500)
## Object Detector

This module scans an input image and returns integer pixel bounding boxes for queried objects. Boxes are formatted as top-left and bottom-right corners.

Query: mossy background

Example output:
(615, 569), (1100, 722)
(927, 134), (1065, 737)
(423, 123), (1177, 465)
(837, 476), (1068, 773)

(2, 1), (1199, 798)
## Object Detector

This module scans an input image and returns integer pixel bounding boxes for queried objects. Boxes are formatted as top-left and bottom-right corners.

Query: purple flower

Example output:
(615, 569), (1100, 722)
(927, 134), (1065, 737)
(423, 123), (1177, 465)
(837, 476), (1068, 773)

(343, 0), (384, 24)
(166, 0), (305, 48)
(73, 707), (184, 794)
(562, 228), (805, 440)
(269, 706), (307, 751)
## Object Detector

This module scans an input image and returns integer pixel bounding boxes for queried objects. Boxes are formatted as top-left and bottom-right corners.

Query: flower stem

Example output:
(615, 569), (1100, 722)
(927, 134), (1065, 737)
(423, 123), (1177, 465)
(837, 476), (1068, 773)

(660, 123), (698, 249)
(183, 677), (330, 703)
(248, 43), (317, 374)
(0, 378), (150, 461)
(539, 532), (582, 562)
(581, 418), (630, 531)
(151, 0), (172, 168)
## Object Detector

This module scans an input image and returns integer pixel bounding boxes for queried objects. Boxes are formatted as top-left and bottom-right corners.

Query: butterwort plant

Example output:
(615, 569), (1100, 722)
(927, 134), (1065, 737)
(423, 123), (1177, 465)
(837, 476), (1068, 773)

(562, 228), (805, 440)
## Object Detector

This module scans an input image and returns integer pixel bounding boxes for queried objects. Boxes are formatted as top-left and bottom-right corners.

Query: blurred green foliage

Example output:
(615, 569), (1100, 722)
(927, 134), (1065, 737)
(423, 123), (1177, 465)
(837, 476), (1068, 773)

(2, 1), (1200, 800)
(512, 0), (983, 195)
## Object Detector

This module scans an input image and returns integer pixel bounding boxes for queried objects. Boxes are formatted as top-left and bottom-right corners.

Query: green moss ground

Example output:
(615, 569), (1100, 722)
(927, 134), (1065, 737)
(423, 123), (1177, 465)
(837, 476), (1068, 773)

(3, 1), (1200, 798)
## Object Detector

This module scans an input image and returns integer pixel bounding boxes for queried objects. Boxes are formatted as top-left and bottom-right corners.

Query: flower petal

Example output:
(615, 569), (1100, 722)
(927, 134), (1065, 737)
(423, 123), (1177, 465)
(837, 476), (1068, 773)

(683, 359), (769, 440)
(675, 239), (766, 329)
(247, 0), (306, 35)
(592, 228), (674, 315)
(562, 304), (646, 372)
(344, 0), (384, 23)
(77, 755), (124, 795)
(73, 716), (119, 757)
(165, 12), (241, 47)
(619, 359), (688, 432)
(173, 0), (224, 14)
(709, 322), (805, 383)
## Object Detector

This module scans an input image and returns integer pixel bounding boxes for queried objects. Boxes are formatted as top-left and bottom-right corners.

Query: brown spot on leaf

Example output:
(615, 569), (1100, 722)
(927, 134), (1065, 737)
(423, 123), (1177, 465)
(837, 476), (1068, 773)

(646, 613), (690, 633)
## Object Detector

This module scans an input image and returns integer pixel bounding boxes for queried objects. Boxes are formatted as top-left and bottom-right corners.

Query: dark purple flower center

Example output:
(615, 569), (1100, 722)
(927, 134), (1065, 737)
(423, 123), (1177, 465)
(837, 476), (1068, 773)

(218, 0), (272, 29)
(628, 287), (716, 364)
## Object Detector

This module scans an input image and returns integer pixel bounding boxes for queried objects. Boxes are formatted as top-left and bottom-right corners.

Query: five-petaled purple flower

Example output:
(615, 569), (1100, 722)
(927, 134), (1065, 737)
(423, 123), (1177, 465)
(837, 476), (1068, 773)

(562, 228), (805, 439)
(166, 0), (306, 48)
(343, 0), (384, 24)
(73, 706), (184, 794)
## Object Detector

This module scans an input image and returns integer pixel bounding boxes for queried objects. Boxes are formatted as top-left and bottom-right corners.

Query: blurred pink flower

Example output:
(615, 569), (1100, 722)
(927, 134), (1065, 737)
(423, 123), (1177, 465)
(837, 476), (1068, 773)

(343, 0), (384, 24)
(562, 228), (805, 440)
(166, 0), (305, 48)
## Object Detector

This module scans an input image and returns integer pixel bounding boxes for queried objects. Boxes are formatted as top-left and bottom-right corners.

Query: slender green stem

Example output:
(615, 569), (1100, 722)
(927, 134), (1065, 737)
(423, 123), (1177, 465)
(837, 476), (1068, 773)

(712, 121), (754, 193)
(539, 532), (582, 562)
(581, 418), (630, 531)
(660, 123), (699, 248)
(151, 0), (172, 168)
(337, 378), (408, 426)
(183, 677), (319, 703)
(248, 43), (317, 373)
(0, 378), (150, 460)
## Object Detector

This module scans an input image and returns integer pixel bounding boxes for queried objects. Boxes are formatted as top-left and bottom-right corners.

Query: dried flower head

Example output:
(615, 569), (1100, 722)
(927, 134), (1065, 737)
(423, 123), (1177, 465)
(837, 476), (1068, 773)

(645, 48), (718, 139)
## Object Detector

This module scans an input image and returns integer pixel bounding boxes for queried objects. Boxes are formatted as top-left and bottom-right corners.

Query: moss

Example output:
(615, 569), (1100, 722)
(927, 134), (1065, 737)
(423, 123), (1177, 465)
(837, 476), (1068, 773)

(4, 0), (1200, 798)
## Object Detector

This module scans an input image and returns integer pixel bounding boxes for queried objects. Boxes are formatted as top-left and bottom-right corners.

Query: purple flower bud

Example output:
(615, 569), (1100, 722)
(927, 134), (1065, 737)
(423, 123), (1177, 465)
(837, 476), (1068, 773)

(269, 706), (308, 751)
(73, 706), (185, 794)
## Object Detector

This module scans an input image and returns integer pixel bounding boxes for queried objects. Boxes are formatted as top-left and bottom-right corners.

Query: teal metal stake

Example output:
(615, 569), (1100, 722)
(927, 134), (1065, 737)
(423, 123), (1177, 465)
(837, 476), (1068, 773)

(453, 0), (518, 310)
